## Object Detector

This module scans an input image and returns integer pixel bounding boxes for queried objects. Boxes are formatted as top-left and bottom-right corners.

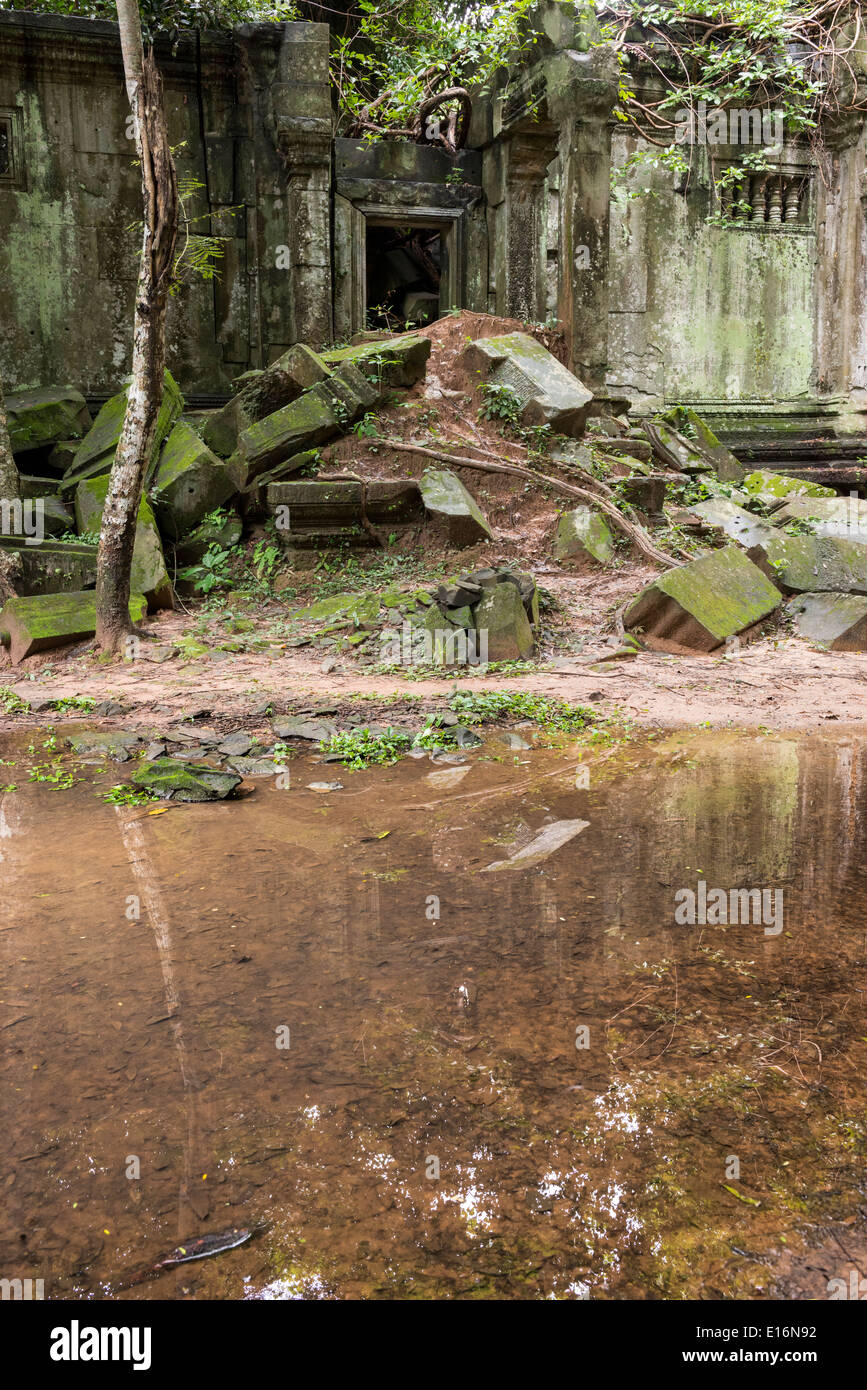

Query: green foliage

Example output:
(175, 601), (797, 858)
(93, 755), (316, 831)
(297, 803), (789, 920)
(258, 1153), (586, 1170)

(479, 382), (523, 426)
(448, 690), (597, 731)
(178, 542), (235, 595)
(20, 1), (300, 37)
(319, 725), (413, 768)
(101, 784), (159, 806)
(0, 686), (30, 714)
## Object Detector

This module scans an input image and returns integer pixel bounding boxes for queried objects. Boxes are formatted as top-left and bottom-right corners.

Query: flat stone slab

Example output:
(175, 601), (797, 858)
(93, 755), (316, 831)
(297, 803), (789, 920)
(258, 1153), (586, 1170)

(0, 537), (97, 596)
(6, 386), (91, 454)
(463, 332), (592, 435)
(322, 333), (431, 388)
(151, 421), (237, 539)
(66, 729), (142, 761)
(554, 507), (614, 566)
(644, 421), (714, 474)
(624, 546), (782, 653)
(742, 469), (835, 502)
(0, 590), (147, 663)
(419, 468), (492, 545)
(272, 716), (338, 741)
(747, 532), (867, 595)
(131, 758), (241, 802)
(482, 819), (589, 871)
(659, 407), (744, 483)
(75, 474), (173, 609)
(786, 593), (867, 650)
(691, 497), (775, 549)
(772, 495), (867, 542)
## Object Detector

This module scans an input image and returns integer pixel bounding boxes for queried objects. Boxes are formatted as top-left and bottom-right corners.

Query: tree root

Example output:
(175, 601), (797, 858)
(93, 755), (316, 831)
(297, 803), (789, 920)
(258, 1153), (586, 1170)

(376, 438), (680, 569)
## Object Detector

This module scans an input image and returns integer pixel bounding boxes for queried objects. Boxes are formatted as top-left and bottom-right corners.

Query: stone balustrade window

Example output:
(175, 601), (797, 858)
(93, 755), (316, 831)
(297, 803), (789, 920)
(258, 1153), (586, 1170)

(717, 170), (810, 226)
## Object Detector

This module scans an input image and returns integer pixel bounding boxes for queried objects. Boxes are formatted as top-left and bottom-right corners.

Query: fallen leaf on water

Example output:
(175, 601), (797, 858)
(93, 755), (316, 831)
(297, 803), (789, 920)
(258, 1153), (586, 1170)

(722, 1184), (761, 1207)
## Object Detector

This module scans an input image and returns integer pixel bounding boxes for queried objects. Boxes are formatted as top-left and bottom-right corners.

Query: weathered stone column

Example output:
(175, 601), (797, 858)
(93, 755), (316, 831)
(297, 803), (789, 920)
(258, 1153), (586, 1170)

(500, 131), (555, 322)
(272, 22), (333, 348)
(547, 50), (619, 392)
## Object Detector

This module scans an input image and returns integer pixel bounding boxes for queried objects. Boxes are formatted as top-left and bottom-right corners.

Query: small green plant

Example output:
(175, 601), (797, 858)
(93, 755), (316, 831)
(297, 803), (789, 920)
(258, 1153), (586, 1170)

(319, 725), (413, 768)
(479, 381), (522, 427)
(252, 540), (281, 584)
(448, 690), (597, 732)
(352, 412), (381, 439)
(0, 687), (30, 714)
(49, 695), (96, 713)
(178, 542), (235, 594)
(28, 760), (77, 789)
(101, 785), (159, 806)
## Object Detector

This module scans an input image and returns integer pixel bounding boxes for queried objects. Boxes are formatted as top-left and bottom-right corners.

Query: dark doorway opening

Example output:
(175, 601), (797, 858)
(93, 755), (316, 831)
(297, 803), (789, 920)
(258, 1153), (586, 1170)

(366, 224), (441, 330)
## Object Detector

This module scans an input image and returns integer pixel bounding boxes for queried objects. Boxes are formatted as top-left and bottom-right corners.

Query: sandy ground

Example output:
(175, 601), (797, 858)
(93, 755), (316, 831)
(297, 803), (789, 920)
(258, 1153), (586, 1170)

(1, 589), (864, 735)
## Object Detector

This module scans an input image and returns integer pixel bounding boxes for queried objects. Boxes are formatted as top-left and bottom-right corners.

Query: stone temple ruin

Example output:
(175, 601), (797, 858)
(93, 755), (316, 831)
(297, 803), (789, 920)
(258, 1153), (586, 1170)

(1, 3), (866, 660)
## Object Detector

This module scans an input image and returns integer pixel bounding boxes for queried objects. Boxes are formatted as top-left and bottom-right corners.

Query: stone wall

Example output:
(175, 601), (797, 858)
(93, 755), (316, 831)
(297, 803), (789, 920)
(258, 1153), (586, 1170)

(0, 11), (332, 403)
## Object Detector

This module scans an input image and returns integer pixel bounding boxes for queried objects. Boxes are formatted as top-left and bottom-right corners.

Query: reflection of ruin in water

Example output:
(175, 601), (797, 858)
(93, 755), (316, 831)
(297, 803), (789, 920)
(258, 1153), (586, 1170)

(1, 726), (866, 1299)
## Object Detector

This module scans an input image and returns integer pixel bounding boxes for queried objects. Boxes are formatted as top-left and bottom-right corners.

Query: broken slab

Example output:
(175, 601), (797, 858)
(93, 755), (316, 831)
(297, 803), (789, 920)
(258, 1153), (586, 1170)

(61, 370), (184, 493)
(0, 590), (147, 663)
(0, 537), (96, 595)
(6, 387), (91, 454)
(659, 407), (745, 483)
(690, 497), (775, 550)
(742, 469), (835, 502)
(786, 593), (867, 650)
(202, 344), (330, 458)
(747, 532), (867, 595)
(151, 421), (237, 539)
(228, 389), (340, 486)
(418, 469), (492, 546)
(322, 333), (432, 388)
(473, 579), (535, 662)
(267, 478), (423, 554)
(463, 332), (592, 435)
(75, 474), (173, 609)
(644, 420), (714, 474)
(131, 758), (241, 802)
(771, 495), (867, 542)
(553, 506), (614, 566)
(482, 819), (589, 871)
(624, 546), (782, 653)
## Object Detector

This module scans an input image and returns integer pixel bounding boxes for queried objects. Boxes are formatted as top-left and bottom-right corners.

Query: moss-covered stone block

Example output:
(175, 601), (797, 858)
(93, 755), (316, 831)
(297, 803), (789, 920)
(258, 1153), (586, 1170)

(624, 546), (782, 653)
(786, 592), (867, 650)
(229, 389), (340, 486)
(419, 468), (492, 545)
(691, 496), (775, 549)
(0, 590), (147, 663)
(747, 532), (867, 595)
(772, 495), (867, 541)
(131, 757), (241, 802)
(202, 344), (330, 458)
(554, 506), (615, 565)
(6, 386), (91, 454)
(473, 580), (536, 662)
(659, 407), (745, 483)
(151, 421), (237, 539)
(172, 513), (242, 567)
(742, 469), (835, 501)
(62, 370), (184, 492)
(322, 333), (431, 387)
(463, 332), (592, 435)
(75, 474), (173, 609)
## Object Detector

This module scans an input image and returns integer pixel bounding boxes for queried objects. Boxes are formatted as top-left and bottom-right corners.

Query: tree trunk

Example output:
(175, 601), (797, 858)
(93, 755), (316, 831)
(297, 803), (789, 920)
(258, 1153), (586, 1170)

(0, 371), (22, 602)
(96, 1), (178, 655)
